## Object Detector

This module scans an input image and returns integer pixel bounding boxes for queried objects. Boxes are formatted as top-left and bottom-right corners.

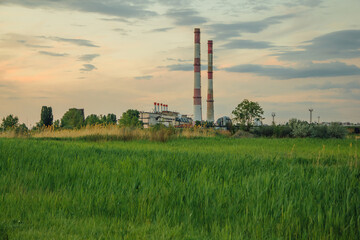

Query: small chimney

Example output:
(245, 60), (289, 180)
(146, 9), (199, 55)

(157, 103), (159, 113)
(154, 102), (157, 112)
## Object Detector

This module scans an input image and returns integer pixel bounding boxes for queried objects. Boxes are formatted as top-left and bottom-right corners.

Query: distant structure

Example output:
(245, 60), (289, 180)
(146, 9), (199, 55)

(193, 28), (202, 123)
(318, 116), (320, 124)
(271, 112), (276, 125)
(216, 116), (231, 128)
(309, 108), (313, 123)
(207, 40), (214, 123)
(140, 102), (192, 128)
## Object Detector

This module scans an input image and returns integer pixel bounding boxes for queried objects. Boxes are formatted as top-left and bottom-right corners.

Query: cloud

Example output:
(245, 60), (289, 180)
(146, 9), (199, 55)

(78, 54), (100, 62)
(135, 75), (153, 80)
(17, 40), (52, 49)
(300, 81), (360, 90)
(166, 58), (191, 63)
(166, 9), (207, 26)
(285, 0), (323, 7)
(1, 0), (157, 19)
(165, 63), (216, 71)
(80, 64), (97, 72)
(113, 28), (129, 36)
(165, 64), (193, 71)
(224, 62), (360, 79)
(100, 18), (130, 23)
(221, 39), (274, 49)
(208, 14), (295, 41)
(151, 27), (173, 32)
(39, 36), (99, 48)
(39, 51), (68, 57)
(276, 30), (360, 61)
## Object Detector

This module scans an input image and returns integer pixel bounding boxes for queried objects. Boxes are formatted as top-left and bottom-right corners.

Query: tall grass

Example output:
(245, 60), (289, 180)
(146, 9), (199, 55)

(0, 124), (230, 142)
(0, 138), (359, 239)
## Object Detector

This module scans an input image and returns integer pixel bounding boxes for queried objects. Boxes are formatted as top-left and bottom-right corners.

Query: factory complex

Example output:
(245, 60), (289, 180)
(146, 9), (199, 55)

(140, 28), (219, 128)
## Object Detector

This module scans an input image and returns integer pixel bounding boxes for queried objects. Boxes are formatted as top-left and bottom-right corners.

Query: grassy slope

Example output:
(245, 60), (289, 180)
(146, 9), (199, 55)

(0, 138), (359, 239)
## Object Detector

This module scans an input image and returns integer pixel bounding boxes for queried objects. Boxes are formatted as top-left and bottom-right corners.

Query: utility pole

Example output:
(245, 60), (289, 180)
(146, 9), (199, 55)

(271, 112), (276, 125)
(318, 116), (320, 124)
(309, 108), (313, 123)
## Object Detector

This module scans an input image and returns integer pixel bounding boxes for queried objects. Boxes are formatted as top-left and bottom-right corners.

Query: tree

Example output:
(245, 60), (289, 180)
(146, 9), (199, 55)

(61, 108), (85, 129)
(53, 120), (61, 130)
(1, 114), (19, 130)
(105, 113), (117, 124)
(118, 109), (142, 127)
(232, 99), (264, 131)
(40, 106), (53, 127)
(85, 114), (102, 126)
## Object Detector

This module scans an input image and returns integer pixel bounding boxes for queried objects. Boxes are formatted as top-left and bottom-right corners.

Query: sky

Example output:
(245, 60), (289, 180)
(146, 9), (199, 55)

(0, 0), (360, 127)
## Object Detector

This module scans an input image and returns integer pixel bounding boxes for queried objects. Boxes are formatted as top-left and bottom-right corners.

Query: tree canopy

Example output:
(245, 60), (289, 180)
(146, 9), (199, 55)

(118, 109), (142, 128)
(61, 108), (85, 129)
(40, 106), (53, 127)
(1, 114), (19, 130)
(232, 99), (264, 130)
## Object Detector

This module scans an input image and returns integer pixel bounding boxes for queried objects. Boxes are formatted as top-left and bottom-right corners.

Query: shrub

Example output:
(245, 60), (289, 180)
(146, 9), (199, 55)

(273, 125), (292, 138)
(328, 123), (347, 139)
(288, 119), (312, 138)
(310, 125), (329, 138)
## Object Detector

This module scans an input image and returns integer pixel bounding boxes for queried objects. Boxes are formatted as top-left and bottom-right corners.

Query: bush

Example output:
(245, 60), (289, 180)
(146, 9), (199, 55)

(310, 125), (329, 138)
(288, 119), (312, 138)
(251, 126), (273, 137)
(328, 123), (347, 139)
(273, 125), (292, 138)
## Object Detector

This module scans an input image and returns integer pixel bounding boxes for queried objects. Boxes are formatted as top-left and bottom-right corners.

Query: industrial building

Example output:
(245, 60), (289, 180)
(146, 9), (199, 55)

(139, 102), (192, 128)
(140, 28), (216, 128)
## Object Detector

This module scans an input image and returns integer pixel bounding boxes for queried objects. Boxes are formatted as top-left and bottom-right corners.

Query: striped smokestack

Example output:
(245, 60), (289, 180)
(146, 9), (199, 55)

(193, 28), (202, 122)
(207, 40), (214, 122)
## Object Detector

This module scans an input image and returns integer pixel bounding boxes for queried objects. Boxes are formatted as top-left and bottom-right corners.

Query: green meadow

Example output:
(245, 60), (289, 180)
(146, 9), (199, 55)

(0, 137), (359, 239)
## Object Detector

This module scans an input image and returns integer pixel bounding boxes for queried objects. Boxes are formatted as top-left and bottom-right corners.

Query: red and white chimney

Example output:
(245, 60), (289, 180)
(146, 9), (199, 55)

(193, 28), (202, 122)
(207, 40), (214, 122)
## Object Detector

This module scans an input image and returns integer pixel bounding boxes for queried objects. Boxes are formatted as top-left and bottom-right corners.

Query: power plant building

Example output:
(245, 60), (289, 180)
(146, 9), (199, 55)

(139, 103), (192, 128)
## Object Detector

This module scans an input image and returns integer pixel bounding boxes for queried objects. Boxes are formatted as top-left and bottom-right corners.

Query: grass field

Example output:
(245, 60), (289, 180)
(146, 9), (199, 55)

(0, 137), (359, 239)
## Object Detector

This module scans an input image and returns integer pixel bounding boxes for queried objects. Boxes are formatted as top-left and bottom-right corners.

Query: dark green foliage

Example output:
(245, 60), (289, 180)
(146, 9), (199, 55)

(60, 108), (85, 129)
(232, 99), (264, 131)
(311, 125), (329, 138)
(53, 120), (60, 130)
(15, 123), (28, 135)
(1, 114), (19, 130)
(204, 121), (215, 128)
(0, 138), (359, 239)
(119, 109), (142, 127)
(105, 113), (117, 124)
(40, 106), (53, 127)
(328, 123), (348, 138)
(252, 125), (292, 138)
(273, 124), (292, 137)
(85, 114), (102, 126)
(85, 114), (117, 126)
(252, 120), (347, 139)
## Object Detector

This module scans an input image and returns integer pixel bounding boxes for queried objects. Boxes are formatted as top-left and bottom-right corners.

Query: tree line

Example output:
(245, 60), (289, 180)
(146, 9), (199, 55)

(1, 107), (143, 132)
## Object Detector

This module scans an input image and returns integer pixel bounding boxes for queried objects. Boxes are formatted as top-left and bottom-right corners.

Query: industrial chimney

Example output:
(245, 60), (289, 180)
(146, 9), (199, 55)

(207, 40), (214, 122)
(193, 28), (202, 122)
